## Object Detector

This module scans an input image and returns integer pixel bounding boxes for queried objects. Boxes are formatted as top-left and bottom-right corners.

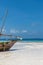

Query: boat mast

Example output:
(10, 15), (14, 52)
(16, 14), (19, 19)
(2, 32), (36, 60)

(0, 9), (8, 34)
(0, 9), (22, 40)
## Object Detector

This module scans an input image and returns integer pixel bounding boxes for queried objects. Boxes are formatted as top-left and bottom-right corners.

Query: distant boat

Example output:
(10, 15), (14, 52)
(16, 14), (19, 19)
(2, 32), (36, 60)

(0, 9), (22, 51)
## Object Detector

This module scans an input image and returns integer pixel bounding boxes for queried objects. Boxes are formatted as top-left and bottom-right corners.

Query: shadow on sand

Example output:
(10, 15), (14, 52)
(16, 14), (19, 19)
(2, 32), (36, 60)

(0, 49), (21, 52)
(10, 49), (20, 51)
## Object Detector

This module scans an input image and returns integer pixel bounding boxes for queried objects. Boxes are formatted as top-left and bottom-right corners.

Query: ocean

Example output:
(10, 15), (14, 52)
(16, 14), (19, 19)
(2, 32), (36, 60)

(0, 39), (43, 65)
(0, 38), (43, 43)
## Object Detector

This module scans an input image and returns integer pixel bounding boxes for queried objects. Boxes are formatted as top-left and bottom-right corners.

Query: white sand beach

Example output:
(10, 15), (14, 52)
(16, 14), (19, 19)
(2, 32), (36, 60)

(0, 41), (43, 65)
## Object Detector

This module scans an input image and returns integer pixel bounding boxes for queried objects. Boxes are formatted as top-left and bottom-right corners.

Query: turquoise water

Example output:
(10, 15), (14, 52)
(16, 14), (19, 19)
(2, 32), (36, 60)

(0, 38), (43, 42)
(22, 39), (43, 42)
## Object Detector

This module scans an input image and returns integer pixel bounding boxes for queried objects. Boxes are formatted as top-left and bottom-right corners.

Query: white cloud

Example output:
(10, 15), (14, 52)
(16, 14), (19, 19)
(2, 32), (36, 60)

(22, 30), (28, 33)
(10, 29), (28, 34)
(2, 28), (6, 33)
(10, 29), (19, 33)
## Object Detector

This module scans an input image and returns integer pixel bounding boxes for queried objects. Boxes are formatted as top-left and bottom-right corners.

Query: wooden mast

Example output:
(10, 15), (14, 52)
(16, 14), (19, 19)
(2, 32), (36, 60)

(0, 9), (8, 33)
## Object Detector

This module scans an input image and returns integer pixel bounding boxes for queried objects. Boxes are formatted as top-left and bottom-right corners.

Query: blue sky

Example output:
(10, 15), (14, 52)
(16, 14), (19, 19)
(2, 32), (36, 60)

(0, 0), (43, 38)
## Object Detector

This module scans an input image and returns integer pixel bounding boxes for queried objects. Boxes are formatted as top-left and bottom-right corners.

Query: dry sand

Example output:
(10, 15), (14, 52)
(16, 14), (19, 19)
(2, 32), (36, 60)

(0, 42), (43, 65)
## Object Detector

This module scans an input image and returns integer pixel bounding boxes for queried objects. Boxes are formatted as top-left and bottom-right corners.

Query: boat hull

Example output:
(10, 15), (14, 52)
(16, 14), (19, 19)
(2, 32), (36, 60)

(0, 40), (17, 51)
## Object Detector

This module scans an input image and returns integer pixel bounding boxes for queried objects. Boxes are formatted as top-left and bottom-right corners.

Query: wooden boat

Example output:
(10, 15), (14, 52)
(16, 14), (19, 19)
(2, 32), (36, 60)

(0, 9), (22, 51)
(0, 40), (17, 51)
